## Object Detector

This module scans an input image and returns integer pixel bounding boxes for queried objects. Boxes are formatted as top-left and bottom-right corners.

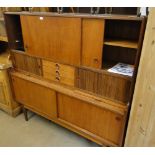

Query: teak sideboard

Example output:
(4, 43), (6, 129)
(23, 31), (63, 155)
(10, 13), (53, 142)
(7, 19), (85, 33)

(4, 12), (146, 146)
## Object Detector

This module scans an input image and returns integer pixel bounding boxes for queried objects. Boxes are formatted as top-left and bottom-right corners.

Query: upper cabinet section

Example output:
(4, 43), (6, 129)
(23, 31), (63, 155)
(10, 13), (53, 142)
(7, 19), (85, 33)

(20, 15), (81, 66)
(4, 12), (146, 70)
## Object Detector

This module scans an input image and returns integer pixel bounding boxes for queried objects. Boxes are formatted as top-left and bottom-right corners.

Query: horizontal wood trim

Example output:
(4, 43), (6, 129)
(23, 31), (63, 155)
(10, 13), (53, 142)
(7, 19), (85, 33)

(4, 12), (145, 21)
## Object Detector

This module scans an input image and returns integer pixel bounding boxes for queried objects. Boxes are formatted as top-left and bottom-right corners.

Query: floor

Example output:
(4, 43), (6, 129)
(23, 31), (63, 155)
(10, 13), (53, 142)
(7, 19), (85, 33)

(0, 110), (99, 147)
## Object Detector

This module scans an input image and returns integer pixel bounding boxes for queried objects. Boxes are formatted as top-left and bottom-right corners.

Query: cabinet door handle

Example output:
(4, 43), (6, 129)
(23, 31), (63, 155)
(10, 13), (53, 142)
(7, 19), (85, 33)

(25, 45), (28, 51)
(93, 58), (99, 63)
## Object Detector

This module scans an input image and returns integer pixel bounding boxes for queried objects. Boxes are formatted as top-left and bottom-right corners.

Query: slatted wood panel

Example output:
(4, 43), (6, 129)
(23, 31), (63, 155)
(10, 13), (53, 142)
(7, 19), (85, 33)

(11, 75), (57, 119)
(57, 93), (126, 146)
(82, 19), (104, 69)
(75, 68), (131, 103)
(20, 15), (81, 66)
(11, 52), (42, 76)
(42, 60), (75, 86)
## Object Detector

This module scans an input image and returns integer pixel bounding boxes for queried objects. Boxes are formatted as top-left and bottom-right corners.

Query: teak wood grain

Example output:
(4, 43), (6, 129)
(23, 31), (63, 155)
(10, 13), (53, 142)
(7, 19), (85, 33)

(82, 19), (104, 69)
(57, 93), (126, 146)
(42, 60), (75, 86)
(11, 75), (57, 119)
(20, 15), (81, 66)
(4, 13), (146, 146)
(11, 52), (42, 76)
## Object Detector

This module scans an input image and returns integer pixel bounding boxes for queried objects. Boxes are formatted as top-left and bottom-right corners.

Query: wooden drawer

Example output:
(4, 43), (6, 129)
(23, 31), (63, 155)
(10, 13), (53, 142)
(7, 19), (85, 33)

(57, 93), (126, 146)
(75, 68), (131, 103)
(11, 75), (57, 119)
(11, 52), (42, 76)
(42, 60), (75, 86)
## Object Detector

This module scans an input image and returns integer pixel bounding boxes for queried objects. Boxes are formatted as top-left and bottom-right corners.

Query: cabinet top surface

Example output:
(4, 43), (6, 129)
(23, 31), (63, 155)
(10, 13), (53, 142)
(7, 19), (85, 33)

(4, 12), (145, 21)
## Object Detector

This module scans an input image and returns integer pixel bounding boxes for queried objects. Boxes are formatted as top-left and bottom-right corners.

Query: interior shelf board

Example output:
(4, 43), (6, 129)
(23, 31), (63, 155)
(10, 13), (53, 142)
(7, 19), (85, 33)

(104, 39), (138, 49)
(0, 36), (8, 42)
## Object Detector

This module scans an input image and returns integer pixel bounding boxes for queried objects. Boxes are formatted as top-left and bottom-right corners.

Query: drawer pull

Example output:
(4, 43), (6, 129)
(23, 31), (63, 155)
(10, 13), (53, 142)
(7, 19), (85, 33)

(55, 63), (60, 70)
(56, 70), (60, 77)
(55, 76), (60, 81)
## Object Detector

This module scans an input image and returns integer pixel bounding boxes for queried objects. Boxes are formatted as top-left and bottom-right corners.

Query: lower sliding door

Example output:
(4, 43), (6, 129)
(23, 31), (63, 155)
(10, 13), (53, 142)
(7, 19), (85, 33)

(57, 93), (126, 146)
(11, 75), (57, 119)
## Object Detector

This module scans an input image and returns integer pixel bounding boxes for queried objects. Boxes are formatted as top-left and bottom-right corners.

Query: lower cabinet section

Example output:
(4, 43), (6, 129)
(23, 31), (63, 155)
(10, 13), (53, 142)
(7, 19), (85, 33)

(11, 75), (57, 119)
(11, 73), (127, 146)
(57, 93), (126, 146)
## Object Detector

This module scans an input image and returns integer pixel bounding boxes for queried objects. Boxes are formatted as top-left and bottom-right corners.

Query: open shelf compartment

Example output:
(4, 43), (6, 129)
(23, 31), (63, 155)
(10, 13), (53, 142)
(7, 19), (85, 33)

(4, 14), (24, 51)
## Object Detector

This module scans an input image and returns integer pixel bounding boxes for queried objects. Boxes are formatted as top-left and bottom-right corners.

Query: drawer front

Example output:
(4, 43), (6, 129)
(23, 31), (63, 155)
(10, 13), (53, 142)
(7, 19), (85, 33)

(57, 93), (126, 146)
(12, 52), (42, 76)
(42, 60), (75, 86)
(75, 68), (131, 103)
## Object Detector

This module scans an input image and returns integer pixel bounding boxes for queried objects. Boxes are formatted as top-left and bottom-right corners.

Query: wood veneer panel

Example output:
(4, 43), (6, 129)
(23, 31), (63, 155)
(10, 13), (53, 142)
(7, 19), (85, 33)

(82, 19), (104, 68)
(11, 75), (57, 119)
(20, 15), (81, 66)
(57, 93), (126, 146)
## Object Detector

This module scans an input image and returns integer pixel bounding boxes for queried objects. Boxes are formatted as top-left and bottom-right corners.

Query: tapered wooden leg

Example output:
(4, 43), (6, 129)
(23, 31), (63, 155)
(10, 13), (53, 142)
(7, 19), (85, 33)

(23, 107), (28, 121)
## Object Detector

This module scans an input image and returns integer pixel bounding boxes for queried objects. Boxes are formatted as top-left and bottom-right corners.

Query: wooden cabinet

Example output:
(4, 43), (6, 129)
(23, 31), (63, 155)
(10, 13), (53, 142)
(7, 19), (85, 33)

(11, 75), (57, 119)
(20, 15), (81, 66)
(42, 60), (75, 86)
(82, 19), (104, 69)
(57, 93), (126, 146)
(0, 52), (21, 116)
(4, 12), (146, 146)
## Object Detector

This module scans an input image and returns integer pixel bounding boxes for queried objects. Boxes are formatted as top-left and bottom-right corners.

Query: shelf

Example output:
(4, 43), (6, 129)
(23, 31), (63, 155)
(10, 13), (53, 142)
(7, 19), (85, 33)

(0, 36), (8, 42)
(104, 39), (138, 49)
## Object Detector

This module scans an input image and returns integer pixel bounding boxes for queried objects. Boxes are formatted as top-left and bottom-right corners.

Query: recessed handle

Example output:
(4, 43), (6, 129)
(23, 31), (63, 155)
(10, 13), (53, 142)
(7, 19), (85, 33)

(25, 45), (28, 51)
(93, 58), (99, 64)
(115, 116), (121, 121)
